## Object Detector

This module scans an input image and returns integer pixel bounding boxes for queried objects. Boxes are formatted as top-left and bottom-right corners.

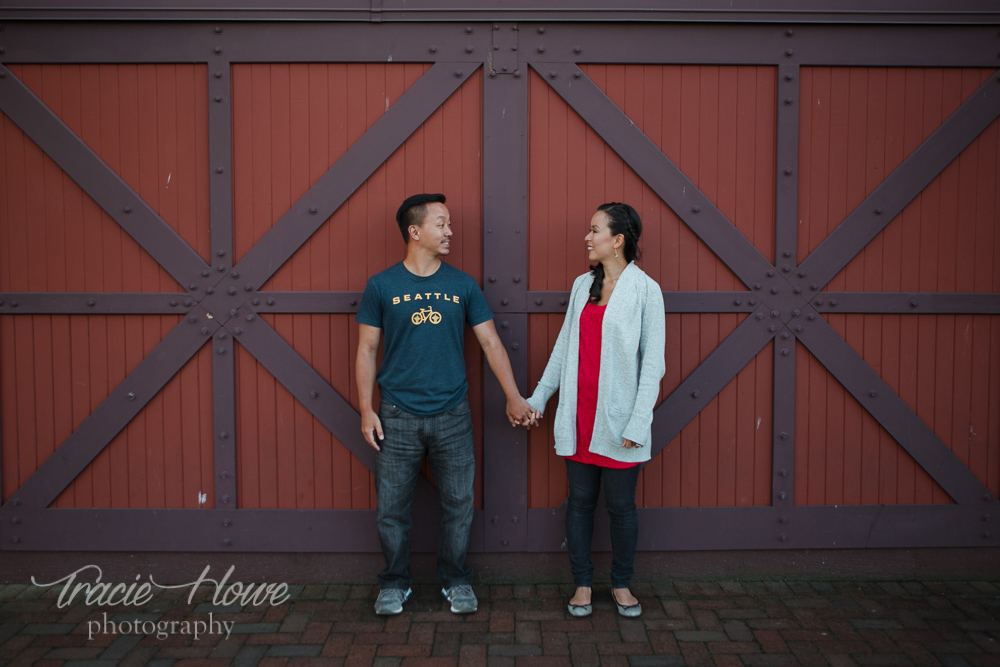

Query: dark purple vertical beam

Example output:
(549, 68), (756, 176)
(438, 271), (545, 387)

(533, 62), (782, 294)
(0, 65), (211, 294)
(1, 313), (218, 510)
(772, 333), (795, 510)
(650, 312), (776, 459)
(208, 57), (238, 509)
(794, 69), (1000, 292)
(775, 61), (799, 264)
(796, 315), (996, 505)
(229, 62), (478, 295)
(482, 22), (530, 553)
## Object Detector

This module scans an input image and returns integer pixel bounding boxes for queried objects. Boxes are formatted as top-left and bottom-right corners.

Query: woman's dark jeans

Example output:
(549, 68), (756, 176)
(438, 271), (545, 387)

(564, 458), (640, 589)
(375, 398), (475, 591)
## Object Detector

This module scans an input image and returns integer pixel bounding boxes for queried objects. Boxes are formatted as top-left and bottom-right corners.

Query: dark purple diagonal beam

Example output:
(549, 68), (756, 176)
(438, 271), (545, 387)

(0, 66), (211, 293)
(650, 311), (776, 459)
(229, 62), (478, 294)
(2, 312), (219, 510)
(223, 314), (375, 472)
(535, 62), (781, 292)
(795, 69), (1000, 292)
(796, 314), (993, 505)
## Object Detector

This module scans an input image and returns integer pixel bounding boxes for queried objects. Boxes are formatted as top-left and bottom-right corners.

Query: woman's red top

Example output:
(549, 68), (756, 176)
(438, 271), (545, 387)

(567, 301), (637, 469)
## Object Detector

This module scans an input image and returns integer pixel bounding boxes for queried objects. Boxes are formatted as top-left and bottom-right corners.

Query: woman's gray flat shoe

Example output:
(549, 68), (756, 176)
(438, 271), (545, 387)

(567, 603), (593, 617)
(614, 597), (642, 617)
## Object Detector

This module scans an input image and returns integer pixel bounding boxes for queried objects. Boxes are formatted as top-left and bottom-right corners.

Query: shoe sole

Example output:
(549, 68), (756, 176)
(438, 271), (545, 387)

(441, 588), (477, 614)
(375, 589), (412, 615)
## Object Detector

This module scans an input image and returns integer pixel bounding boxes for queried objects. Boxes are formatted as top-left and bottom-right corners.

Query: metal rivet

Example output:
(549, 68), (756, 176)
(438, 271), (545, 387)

(234, 327), (243, 335)
(230, 308), (239, 316)
(220, 431), (229, 439)
(691, 390), (700, 398)
(786, 29), (794, 36)
(795, 325), (803, 333)
(11, 498), (19, 506)
(245, 284), (253, 292)
(780, 469), (788, 477)
(535, 298), (543, 305)
(815, 299), (824, 306)
(797, 270), (806, 278)
(309, 206), (318, 214)
(222, 496), (231, 505)
(753, 283), (761, 290)
(215, 96), (223, 103)
(201, 327), (210, 335)
(910, 300), (918, 308)
(492, 516), (499, 524)
(559, 298), (567, 306)
(215, 26), (222, 33)
(785, 49), (793, 57)
(10, 301), (17, 307)
(215, 72), (222, 79)
(985, 515), (992, 522)
(206, 287), (215, 295)
(231, 270), (239, 278)
(985, 531), (992, 539)
(310, 391), (318, 398)
(218, 346), (227, 354)
(12, 537), (20, 544)
(779, 491), (787, 499)
(771, 287), (779, 295)
(218, 265), (226, 272)
(466, 25), (474, 33)
(734, 298), (742, 306)
(489, 276), (496, 283)
(228, 287), (237, 295)
(189, 316), (198, 323)
(502, 299), (509, 305)
(217, 250), (226, 257)
(214, 46), (223, 54)
(549, 71), (557, 79)
(538, 27), (545, 33)
(216, 167), (224, 173)
(511, 342), (519, 350)
(466, 45), (474, 53)
(513, 276), (521, 283)
(574, 71), (582, 79)
(779, 534), (787, 543)
(223, 538), (232, 546)
(127, 392), (136, 401)
(189, 284), (198, 292)
(218, 332), (227, 340)
(223, 518), (231, 526)
(202, 270), (210, 278)
(781, 332), (790, 340)
(784, 98), (793, 106)
(124, 206), (133, 214)
(829, 299), (838, 307)
(748, 299), (756, 306)
(350, 299), (357, 306)
(692, 205), (700, 213)
(875, 208), (883, 215)
(810, 283), (819, 291)
(869, 390), (877, 398)
(538, 46), (546, 53)
(768, 325), (777, 333)
(170, 300), (178, 307)
(807, 314), (816, 320)
(87, 299), (96, 307)
(782, 265), (791, 273)
(767, 270), (776, 278)
(784, 168), (792, 175)
(267, 297), (275, 305)
(792, 309), (801, 317)
(429, 45), (437, 53)
(780, 432), (789, 440)
(247, 314), (255, 322)
(501, 321), (509, 329)
(512, 516), (519, 524)
(502, 538), (509, 546)
(251, 298), (260, 305)
(574, 47), (582, 54)
(781, 348), (789, 356)
(455, 69), (463, 78)
(12, 517), (21, 525)
(784, 74), (793, 81)
(513, 71), (521, 79)
(755, 313), (765, 321)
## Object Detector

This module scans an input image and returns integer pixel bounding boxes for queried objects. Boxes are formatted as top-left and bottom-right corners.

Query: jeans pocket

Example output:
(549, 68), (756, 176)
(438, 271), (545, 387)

(379, 401), (402, 418)
(446, 398), (470, 416)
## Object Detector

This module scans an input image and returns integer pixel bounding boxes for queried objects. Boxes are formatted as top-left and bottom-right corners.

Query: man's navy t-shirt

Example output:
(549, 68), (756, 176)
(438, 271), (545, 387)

(356, 261), (493, 416)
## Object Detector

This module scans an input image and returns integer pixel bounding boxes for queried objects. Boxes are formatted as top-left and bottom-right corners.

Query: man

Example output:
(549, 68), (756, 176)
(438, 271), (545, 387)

(356, 193), (536, 615)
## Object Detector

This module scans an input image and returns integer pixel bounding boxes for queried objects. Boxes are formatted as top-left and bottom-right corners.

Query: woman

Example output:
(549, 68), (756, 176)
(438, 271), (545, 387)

(527, 202), (665, 618)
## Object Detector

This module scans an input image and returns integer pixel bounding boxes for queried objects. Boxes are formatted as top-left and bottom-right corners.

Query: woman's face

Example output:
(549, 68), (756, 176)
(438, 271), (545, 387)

(585, 211), (621, 263)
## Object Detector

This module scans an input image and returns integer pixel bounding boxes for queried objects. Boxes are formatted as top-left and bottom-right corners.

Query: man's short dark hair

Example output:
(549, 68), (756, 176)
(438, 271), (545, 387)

(396, 193), (446, 243)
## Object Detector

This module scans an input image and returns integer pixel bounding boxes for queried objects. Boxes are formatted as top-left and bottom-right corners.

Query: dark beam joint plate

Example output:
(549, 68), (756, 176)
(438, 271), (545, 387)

(1, 312), (217, 510)
(796, 317), (995, 506)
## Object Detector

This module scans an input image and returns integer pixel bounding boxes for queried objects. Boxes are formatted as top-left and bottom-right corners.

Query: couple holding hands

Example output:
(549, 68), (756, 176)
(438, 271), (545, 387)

(356, 194), (665, 618)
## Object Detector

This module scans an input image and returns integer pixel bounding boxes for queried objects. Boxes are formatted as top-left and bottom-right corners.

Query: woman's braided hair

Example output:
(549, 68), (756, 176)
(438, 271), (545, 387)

(589, 202), (643, 303)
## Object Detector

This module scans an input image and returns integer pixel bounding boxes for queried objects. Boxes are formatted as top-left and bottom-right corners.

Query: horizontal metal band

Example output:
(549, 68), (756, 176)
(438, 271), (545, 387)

(811, 292), (1000, 314)
(527, 503), (999, 551)
(250, 292), (364, 314)
(0, 507), (486, 552)
(0, 293), (192, 314)
(525, 291), (759, 314)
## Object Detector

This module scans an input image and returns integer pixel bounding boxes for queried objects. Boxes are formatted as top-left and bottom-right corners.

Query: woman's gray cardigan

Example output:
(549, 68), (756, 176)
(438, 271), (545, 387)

(526, 262), (666, 463)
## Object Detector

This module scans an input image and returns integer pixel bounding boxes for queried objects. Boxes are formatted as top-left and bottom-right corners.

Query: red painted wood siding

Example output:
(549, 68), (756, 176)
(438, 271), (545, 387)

(1, 64), (214, 508)
(229, 64), (484, 509)
(796, 67), (1000, 505)
(526, 65), (778, 509)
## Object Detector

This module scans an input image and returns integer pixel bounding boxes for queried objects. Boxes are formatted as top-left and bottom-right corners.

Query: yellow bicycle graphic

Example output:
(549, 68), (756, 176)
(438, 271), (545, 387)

(411, 306), (442, 325)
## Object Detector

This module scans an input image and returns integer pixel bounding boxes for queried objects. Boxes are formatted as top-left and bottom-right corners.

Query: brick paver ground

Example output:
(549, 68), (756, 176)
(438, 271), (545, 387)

(0, 579), (997, 666)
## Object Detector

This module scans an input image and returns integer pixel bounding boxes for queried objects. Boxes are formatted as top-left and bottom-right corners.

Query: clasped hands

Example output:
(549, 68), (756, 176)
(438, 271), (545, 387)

(506, 396), (541, 429)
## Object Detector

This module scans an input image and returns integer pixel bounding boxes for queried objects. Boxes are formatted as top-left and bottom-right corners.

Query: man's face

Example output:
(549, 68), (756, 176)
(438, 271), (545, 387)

(411, 202), (453, 256)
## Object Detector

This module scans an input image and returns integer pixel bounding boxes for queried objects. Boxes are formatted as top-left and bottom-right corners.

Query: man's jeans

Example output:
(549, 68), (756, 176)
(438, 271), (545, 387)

(564, 459), (640, 589)
(375, 397), (475, 590)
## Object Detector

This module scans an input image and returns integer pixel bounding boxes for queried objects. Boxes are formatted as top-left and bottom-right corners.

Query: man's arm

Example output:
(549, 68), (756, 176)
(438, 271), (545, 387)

(472, 319), (538, 428)
(356, 323), (384, 451)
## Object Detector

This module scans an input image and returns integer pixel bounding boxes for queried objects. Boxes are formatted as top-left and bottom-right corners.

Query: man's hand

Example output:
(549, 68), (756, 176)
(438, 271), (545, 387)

(506, 395), (540, 429)
(361, 408), (384, 451)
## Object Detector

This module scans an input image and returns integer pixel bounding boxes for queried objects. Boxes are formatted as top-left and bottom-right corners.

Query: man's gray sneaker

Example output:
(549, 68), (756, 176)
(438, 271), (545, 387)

(441, 585), (478, 614)
(374, 587), (412, 615)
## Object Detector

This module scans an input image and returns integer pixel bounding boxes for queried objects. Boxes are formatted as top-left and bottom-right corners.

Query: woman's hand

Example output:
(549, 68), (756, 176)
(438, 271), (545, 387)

(622, 438), (643, 449)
